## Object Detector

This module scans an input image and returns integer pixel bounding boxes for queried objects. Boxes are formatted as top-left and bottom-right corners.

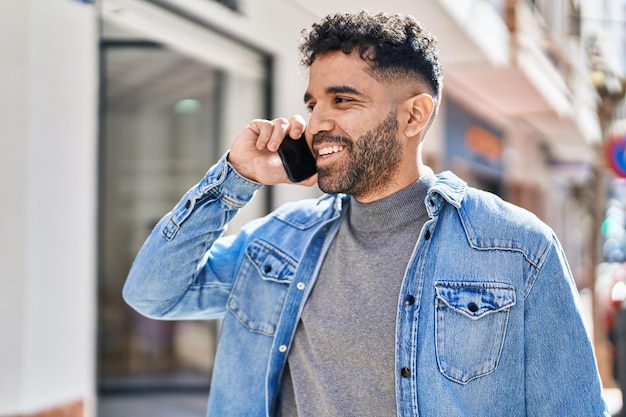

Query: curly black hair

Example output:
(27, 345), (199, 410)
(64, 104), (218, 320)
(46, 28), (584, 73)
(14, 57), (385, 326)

(299, 11), (442, 104)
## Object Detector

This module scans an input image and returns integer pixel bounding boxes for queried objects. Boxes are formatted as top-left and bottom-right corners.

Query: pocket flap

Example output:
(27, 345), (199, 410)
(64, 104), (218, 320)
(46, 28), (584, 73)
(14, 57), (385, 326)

(245, 240), (295, 283)
(435, 282), (516, 320)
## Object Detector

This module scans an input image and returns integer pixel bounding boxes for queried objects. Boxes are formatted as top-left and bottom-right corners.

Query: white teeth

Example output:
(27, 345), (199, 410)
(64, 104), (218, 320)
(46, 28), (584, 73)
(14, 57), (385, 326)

(319, 145), (344, 156)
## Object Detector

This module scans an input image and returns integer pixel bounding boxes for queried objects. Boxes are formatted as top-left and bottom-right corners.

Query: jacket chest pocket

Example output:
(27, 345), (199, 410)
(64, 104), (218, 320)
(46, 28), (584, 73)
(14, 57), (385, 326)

(434, 281), (516, 384)
(227, 239), (296, 336)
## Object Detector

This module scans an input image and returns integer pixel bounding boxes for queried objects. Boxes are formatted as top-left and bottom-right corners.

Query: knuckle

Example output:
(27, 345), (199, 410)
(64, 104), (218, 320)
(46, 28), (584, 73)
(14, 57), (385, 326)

(274, 117), (289, 127)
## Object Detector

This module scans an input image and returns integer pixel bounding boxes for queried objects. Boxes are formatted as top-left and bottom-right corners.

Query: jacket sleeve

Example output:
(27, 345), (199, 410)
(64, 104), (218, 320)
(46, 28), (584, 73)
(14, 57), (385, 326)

(524, 234), (610, 416)
(122, 153), (263, 320)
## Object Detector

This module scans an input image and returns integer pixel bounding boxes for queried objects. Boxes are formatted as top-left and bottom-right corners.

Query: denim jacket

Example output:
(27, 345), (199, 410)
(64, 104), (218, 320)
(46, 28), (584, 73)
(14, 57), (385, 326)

(124, 153), (609, 416)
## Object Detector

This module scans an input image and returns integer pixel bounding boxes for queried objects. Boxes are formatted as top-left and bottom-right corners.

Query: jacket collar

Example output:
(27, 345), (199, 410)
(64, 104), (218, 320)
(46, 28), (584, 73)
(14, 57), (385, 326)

(427, 170), (467, 213)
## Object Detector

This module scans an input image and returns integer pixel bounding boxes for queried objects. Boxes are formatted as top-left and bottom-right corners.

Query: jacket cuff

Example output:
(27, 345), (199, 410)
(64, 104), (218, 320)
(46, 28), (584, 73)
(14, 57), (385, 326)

(197, 152), (263, 208)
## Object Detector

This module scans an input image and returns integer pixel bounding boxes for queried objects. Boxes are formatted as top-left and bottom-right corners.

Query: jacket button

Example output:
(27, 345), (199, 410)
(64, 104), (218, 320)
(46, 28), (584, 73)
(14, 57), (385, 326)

(185, 200), (191, 209)
(400, 367), (411, 378)
(424, 230), (431, 240)
(279, 345), (287, 352)
(468, 302), (479, 313)
(404, 295), (416, 305)
(296, 282), (305, 290)
(264, 265), (272, 273)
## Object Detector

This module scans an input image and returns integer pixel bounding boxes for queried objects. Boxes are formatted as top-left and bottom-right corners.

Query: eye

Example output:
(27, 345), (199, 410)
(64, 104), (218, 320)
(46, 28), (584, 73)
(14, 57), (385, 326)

(305, 101), (316, 112)
(335, 96), (353, 104)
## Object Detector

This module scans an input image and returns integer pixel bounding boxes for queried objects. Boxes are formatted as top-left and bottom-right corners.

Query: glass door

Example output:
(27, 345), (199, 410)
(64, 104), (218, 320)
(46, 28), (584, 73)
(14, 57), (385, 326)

(97, 10), (270, 415)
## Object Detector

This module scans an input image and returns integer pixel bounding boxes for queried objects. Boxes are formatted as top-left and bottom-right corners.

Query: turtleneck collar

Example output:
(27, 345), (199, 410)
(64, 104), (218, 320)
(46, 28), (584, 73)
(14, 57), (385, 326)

(348, 171), (435, 233)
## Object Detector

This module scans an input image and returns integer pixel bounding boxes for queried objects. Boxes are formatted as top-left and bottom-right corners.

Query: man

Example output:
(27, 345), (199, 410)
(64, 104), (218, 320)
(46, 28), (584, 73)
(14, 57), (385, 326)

(123, 11), (609, 416)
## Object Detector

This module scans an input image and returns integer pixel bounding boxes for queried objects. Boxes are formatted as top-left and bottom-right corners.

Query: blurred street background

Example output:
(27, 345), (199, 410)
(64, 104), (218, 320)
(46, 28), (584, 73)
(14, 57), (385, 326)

(5, 0), (626, 415)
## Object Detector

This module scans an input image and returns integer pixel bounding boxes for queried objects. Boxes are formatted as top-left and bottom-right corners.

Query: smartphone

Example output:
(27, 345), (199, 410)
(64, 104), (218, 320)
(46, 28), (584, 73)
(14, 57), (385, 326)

(278, 133), (317, 182)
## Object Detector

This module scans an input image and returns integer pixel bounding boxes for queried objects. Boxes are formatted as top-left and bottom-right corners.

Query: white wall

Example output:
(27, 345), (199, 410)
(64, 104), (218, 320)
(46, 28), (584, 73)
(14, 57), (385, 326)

(0, 0), (98, 415)
(0, 0), (29, 410)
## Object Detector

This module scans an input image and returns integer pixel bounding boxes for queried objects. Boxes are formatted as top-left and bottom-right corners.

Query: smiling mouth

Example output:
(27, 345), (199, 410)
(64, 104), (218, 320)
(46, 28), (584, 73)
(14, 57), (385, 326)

(318, 145), (345, 156)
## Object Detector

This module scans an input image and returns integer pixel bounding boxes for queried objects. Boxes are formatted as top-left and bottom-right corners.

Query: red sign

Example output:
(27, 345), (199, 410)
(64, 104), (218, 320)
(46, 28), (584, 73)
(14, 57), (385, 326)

(605, 134), (626, 178)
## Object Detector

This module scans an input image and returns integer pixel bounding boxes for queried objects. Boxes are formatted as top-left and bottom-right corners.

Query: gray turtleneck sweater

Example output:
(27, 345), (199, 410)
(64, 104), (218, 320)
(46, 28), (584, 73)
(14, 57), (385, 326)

(279, 174), (434, 417)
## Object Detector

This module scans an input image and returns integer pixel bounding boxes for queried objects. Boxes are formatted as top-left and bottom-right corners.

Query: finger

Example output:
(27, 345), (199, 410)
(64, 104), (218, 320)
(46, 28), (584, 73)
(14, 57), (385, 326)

(287, 114), (307, 139)
(248, 119), (277, 151)
(265, 118), (290, 152)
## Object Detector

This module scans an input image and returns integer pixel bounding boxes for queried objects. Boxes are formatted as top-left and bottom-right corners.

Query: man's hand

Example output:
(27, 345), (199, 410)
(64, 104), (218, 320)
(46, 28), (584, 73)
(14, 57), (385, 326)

(228, 115), (318, 186)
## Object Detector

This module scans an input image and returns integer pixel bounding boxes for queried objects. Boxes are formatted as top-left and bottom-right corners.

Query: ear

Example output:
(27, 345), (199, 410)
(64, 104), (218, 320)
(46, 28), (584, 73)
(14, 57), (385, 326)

(400, 93), (435, 138)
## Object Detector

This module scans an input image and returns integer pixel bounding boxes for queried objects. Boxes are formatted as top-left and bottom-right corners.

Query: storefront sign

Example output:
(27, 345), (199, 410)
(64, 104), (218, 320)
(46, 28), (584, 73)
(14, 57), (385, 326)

(445, 100), (504, 172)
(465, 125), (504, 161)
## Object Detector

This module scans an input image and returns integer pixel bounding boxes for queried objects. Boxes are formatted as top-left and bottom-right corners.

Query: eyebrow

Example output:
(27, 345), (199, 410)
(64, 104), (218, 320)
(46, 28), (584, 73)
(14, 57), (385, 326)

(303, 85), (366, 104)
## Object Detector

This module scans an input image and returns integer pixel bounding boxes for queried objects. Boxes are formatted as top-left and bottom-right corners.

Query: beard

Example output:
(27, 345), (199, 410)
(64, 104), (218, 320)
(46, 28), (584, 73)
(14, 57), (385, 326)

(314, 109), (403, 198)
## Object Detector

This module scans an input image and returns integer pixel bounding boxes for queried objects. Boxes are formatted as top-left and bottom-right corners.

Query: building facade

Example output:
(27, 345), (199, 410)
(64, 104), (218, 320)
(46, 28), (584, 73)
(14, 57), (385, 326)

(2, 0), (624, 415)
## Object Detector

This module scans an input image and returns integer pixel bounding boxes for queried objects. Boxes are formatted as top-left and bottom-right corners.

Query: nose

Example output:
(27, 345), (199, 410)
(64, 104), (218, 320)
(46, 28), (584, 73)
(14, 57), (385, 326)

(307, 105), (335, 136)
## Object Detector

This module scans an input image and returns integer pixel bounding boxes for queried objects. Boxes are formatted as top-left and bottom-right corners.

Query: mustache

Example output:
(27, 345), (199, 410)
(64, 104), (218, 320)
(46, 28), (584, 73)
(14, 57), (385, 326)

(312, 133), (352, 147)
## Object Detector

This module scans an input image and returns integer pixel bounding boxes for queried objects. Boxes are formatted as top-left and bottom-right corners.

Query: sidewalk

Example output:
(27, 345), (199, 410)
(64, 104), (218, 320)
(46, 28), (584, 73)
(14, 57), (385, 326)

(98, 371), (210, 417)
(98, 392), (207, 417)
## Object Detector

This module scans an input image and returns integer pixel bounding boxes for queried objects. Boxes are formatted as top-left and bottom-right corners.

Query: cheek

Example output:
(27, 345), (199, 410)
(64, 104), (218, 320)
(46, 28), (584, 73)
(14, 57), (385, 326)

(333, 117), (366, 140)
(332, 104), (392, 140)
